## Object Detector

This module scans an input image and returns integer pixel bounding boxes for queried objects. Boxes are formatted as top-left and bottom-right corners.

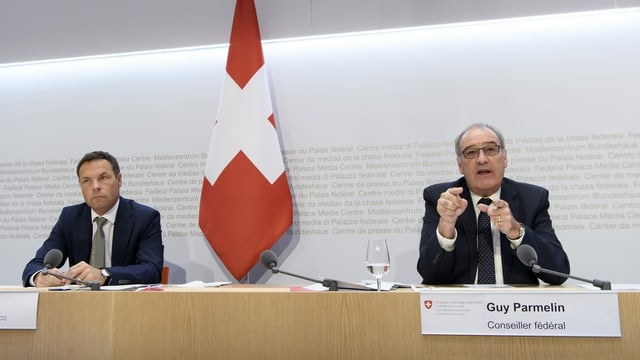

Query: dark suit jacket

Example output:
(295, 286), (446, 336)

(22, 197), (164, 286)
(417, 177), (570, 285)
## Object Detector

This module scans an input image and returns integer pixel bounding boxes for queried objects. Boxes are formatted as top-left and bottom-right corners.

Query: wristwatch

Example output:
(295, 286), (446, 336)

(508, 223), (525, 240)
(100, 268), (112, 285)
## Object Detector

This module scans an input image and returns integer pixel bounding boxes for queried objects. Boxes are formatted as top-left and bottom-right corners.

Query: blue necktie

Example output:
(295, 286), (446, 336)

(477, 198), (495, 284)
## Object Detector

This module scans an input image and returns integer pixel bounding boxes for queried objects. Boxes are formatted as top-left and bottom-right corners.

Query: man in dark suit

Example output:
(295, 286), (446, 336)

(22, 151), (164, 287)
(417, 124), (569, 285)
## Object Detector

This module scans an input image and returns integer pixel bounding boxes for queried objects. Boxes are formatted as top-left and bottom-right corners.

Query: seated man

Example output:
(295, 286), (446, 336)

(22, 151), (164, 287)
(417, 123), (570, 285)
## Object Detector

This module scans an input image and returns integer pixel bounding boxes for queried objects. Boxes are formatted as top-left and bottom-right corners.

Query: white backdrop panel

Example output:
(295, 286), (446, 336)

(1, 9), (639, 286)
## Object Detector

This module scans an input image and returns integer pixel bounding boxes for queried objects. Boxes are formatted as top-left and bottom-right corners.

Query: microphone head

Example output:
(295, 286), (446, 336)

(259, 249), (278, 270)
(516, 244), (538, 267)
(43, 249), (63, 269)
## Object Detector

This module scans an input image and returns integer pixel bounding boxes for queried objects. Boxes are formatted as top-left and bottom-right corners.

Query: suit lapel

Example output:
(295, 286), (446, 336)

(75, 204), (94, 263)
(500, 181), (520, 218)
(499, 180), (520, 283)
(112, 198), (133, 263)
(458, 182), (479, 259)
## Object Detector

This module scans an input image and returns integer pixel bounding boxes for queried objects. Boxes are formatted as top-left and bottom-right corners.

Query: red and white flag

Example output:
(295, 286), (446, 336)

(199, 0), (292, 281)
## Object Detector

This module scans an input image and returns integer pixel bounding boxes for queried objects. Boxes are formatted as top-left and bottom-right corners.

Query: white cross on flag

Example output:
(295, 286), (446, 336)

(199, 0), (292, 281)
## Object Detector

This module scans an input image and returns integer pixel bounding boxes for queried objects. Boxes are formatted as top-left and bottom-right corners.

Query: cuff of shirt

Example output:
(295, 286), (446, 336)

(29, 271), (40, 287)
(509, 228), (525, 248)
(437, 228), (457, 252)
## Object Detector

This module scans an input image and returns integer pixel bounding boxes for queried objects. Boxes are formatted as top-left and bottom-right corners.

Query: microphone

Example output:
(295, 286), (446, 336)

(516, 244), (611, 290)
(44, 248), (63, 269)
(260, 250), (339, 291)
(260, 249), (278, 270)
(41, 249), (101, 291)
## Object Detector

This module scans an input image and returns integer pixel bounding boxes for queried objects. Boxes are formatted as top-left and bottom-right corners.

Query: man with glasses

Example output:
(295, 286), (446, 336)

(417, 123), (570, 285)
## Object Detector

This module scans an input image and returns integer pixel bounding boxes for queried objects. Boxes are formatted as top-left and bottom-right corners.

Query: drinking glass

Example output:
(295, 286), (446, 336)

(365, 239), (390, 291)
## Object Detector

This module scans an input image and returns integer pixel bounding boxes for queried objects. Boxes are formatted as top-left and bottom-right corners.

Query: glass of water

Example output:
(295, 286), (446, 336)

(365, 239), (390, 291)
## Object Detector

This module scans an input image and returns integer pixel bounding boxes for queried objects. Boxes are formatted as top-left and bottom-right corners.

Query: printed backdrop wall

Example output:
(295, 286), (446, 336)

(1, 9), (639, 286)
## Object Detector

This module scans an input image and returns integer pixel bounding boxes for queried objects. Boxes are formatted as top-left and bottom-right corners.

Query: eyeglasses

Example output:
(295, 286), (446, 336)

(459, 144), (502, 159)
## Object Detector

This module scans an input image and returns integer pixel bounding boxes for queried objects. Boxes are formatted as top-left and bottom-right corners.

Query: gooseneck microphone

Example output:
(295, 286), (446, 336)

(516, 244), (611, 290)
(41, 249), (101, 291)
(260, 250), (338, 291)
(259, 249), (278, 270)
(44, 248), (64, 270)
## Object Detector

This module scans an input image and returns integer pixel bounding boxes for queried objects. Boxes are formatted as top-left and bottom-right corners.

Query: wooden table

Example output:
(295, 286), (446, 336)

(1, 286), (638, 359)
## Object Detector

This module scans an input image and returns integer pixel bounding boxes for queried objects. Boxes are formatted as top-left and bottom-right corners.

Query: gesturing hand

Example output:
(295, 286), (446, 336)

(478, 199), (521, 239)
(436, 187), (468, 238)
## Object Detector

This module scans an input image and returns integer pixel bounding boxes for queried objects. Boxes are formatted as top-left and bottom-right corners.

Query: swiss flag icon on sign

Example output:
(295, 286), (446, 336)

(424, 300), (433, 310)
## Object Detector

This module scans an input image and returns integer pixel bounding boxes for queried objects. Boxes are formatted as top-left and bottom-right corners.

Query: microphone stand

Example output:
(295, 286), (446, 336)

(42, 269), (101, 291)
(270, 267), (338, 291)
(531, 265), (612, 290)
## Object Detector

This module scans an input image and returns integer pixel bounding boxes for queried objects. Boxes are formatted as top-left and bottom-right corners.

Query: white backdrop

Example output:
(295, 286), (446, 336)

(1, 9), (639, 286)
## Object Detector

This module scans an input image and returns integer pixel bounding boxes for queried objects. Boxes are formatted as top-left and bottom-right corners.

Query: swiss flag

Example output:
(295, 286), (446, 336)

(199, 0), (293, 281)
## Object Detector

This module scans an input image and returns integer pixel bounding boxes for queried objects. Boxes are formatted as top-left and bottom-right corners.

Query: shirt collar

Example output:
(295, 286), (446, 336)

(470, 189), (501, 209)
(91, 198), (120, 224)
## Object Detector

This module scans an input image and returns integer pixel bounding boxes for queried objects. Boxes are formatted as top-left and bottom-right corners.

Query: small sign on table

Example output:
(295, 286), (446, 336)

(0, 291), (39, 330)
(419, 290), (620, 337)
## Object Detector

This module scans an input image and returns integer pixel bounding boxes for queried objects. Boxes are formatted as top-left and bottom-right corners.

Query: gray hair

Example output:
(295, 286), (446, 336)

(454, 123), (506, 156)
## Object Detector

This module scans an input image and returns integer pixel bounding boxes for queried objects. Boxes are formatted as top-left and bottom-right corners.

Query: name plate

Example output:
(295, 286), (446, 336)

(0, 291), (39, 329)
(419, 290), (620, 337)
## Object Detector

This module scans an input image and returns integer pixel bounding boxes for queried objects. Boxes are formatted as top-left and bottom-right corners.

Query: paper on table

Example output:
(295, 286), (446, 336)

(175, 280), (232, 288)
(48, 284), (164, 291)
(463, 284), (512, 288)
(411, 284), (513, 292)
(98, 284), (159, 291)
(359, 280), (398, 291)
(301, 280), (393, 291)
(48, 284), (86, 291)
